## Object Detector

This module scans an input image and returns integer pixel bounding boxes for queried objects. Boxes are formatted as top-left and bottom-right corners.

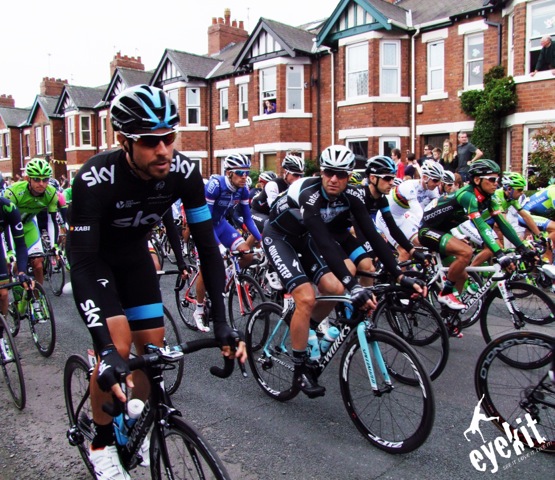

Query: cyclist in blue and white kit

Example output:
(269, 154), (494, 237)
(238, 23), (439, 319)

(375, 161), (444, 261)
(193, 153), (262, 331)
(69, 85), (245, 479)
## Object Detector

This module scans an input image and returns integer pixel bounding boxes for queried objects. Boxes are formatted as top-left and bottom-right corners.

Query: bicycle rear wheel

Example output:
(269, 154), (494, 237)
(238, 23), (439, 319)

(0, 314), (26, 409)
(28, 282), (56, 357)
(64, 354), (96, 476)
(174, 266), (201, 331)
(45, 254), (66, 296)
(6, 286), (22, 337)
(150, 415), (230, 480)
(228, 273), (265, 335)
(372, 294), (449, 381)
(162, 306), (184, 395)
(480, 281), (555, 344)
(245, 302), (299, 402)
(475, 331), (555, 453)
(340, 328), (435, 454)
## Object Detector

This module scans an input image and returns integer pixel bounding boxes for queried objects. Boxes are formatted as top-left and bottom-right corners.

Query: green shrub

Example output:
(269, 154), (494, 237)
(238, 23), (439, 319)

(528, 125), (555, 189)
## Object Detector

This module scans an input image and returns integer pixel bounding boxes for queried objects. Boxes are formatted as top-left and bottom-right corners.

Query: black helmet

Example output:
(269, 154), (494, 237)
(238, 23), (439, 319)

(110, 84), (179, 133)
(468, 159), (500, 178)
(365, 155), (397, 176)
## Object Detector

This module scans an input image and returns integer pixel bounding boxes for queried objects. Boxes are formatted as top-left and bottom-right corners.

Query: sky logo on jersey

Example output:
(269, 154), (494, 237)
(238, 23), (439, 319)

(170, 155), (196, 178)
(112, 210), (161, 228)
(82, 165), (115, 187)
(80, 299), (102, 328)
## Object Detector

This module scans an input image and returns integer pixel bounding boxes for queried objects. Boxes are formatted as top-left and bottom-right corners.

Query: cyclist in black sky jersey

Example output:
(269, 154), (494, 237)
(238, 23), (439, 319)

(69, 84), (246, 480)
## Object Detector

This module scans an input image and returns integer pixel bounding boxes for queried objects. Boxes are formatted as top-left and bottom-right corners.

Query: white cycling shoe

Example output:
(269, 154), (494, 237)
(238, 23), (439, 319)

(89, 445), (130, 480)
(193, 311), (210, 332)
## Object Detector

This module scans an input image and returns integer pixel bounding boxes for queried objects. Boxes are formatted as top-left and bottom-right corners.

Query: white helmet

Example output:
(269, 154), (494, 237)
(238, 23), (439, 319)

(320, 145), (355, 171)
(282, 155), (305, 174)
(442, 170), (456, 184)
(421, 160), (444, 180)
(224, 153), (251, 170)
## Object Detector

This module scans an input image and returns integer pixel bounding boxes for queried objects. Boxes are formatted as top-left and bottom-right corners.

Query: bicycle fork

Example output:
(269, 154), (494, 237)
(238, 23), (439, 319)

(356, 322), (393, 396)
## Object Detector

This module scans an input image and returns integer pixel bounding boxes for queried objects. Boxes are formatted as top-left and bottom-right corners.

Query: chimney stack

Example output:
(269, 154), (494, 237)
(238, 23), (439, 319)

(110, 52), (145, 78)
(0, 94), (15, 108)
(208, 8), (249, 56)
(40, 77), (68, 97)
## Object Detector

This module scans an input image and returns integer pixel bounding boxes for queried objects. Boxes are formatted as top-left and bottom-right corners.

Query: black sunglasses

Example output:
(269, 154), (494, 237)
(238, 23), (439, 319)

(376, 175), (395, 182)
(322, 169), (350, 180)
(123, 131), (177, 148)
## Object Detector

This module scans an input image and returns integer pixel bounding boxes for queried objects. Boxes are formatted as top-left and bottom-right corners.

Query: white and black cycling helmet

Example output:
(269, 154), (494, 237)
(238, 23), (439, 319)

(393, 177), (403, 187)
(224, 153), (251, 171)
(320, 145), (355, 171)
(259, 171), (277, 183)
(442, 171), (456, 184)
(365, 155), (397, 176)
(421, 160), (444, 180)
(110, 84), (179, 133)
(282, 155), (305, 174)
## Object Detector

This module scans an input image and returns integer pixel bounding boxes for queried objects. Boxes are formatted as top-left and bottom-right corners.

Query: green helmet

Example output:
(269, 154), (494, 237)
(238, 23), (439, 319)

(26, 158), (52, 178)
(501, 172), (526, 190)
(468, 159), (500, 178)
(349, 171), (364, 185)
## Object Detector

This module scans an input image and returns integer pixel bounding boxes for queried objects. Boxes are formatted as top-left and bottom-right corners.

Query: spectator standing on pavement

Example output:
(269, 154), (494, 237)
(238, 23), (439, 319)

(456, 132), (483, 183)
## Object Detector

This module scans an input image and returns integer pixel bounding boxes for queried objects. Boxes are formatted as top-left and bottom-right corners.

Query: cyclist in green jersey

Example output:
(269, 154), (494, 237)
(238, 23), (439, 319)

(3, 158), (59, 285)
(419, 160), (532, 310)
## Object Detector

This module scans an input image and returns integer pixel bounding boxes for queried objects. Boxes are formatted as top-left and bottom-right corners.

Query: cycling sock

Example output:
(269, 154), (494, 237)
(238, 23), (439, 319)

(92, 422), (115, 449)
(441, 279), (455, 295)
(292, 349), (307, 365)
(195, 302), (204, 313)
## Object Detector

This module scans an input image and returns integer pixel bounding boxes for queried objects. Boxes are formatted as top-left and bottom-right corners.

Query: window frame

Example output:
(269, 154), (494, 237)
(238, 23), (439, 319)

(464, 32), (484, 88)
(44, 124), (51, 154)
(67, 116), (75, 148)
(80, 115), (92, 146)
(380, 40), (400, 96)
(186, 87), (201, 126)
(260, 67), (277, 114)
(35, 126), (43, 155)
(100, 115), (108, 148)
(24, 131), (31, 158)
(286, 65), (304, 111)
(346, 42), (369, 99)
(427, 40), (445, 94)
(238, 83), (249, 122)
(219, 88), (229, 125)
(527, 0), (555, 74)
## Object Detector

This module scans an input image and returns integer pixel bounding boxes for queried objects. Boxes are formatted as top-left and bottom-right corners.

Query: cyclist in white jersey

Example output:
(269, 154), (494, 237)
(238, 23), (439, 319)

(375, 161), (443, 260)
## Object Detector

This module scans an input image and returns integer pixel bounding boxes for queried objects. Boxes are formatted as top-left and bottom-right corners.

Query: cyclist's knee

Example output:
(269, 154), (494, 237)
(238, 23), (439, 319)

(291, 283), (316, 312)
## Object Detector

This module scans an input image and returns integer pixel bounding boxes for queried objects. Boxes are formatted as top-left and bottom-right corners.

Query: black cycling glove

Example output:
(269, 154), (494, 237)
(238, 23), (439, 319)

(494, 251), (514, 270)
(96, 346), (130, 392)
(400, 275), (426, 291)
(213, 322), (242, 347)
(412, 249), (428, 266)
(349, 284), (373, 309)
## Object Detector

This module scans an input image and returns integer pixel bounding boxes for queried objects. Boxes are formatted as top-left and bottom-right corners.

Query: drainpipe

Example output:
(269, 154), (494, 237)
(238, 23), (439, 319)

(485, 20), (502, 65)
(331, 49), (335, 145)
(208, 82), (213, 176)
(411, 27), (420, 154)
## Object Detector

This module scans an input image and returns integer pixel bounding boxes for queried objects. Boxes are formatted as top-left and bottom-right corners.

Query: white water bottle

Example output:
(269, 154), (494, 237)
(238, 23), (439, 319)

(307, 329), (321, 361)
(319, 326), (340, 354)
(127, 398), (145, 427)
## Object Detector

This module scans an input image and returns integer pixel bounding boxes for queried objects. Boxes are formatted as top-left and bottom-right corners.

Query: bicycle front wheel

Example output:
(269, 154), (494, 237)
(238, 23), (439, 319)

(174, 266), (201, 331)
(228, 273), (265, 335)
(150, 415), (230, 480)
(0, 314), (26, 409)
(372, 294), (449, 381)
(475, 331), (555, 453)
(340, 328), (435, 454)
(245, 302), (299, 402)
(162, 306), (184, 395)
(480, 281), (555, 344)
(45, 254), (66, 296)
(64, 354), (96, 477)
(28, 282), (56, 357)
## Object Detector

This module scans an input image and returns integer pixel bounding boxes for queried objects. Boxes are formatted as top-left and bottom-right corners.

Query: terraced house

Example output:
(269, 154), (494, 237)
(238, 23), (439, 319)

(0, 0), (553, 182)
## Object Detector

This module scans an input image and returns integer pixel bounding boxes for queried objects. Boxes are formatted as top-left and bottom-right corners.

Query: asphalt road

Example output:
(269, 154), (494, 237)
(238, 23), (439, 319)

(0, 273), (553, 480)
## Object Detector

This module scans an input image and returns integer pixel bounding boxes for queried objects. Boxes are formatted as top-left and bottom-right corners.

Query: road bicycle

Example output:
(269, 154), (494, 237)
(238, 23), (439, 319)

(64, 338), (241, 479)
(172, 250), (265, 335)
(474, 330), (554, 453)
(40, 232), (67, 295)
(245, 286), (435, 454)
(425, 252), (555, 342)
(0, 312), (25, 409)
(4, 275), (56, 357)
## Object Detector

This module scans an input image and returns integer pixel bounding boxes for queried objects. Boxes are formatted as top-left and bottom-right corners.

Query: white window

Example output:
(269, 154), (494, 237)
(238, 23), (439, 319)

(167, 89), (179, 108)
(186, 88), (200, 126)
(286, 65), (303, 111)
(100, 116), (108, 148)
(4, 134), (10, 158)
(238, 84), (248, 122)
(260, 67), (277, 113)
(346, 42), (369, 98)
(465, 33), (484, 88)
(80, 115), (91, 146)
(35, 126), (43, 155)
(68, 116), (75, 147)
(380, 137), (400, 157)
(427, 41), (444, 93)
(346, 139), (368, 159)
(0, 135), (3, 158)
(24, 132), (31, 158)
(44, 125), (51, 154)
(220, 88), (229, 125)
(508, 13), (515, 76)
(528, 0), (555, 73)
(381, 40), (400, 96)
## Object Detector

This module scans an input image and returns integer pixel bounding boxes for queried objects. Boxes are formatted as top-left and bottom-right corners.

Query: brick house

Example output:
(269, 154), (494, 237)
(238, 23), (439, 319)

(0, 95), (30, 181)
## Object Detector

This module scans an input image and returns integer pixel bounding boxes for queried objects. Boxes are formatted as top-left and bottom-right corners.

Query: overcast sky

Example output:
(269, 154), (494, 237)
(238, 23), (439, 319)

(1, 0), (340, 108)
